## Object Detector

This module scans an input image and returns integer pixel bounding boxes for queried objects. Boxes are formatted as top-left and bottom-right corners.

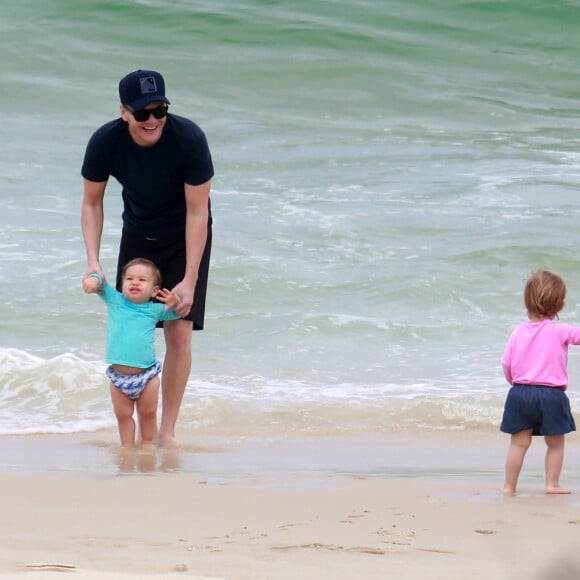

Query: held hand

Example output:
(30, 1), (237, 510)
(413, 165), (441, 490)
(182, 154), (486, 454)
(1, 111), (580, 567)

(156, 288), (181, 310)
(170, 279), (195, 317)
(83, 264), (105, 293)
(82, 271), (105, 294)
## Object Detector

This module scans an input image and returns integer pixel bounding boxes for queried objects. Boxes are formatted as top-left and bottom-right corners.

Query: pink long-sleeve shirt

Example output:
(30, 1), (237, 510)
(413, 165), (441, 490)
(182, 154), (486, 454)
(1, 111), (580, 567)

(502, 319), (580, 390)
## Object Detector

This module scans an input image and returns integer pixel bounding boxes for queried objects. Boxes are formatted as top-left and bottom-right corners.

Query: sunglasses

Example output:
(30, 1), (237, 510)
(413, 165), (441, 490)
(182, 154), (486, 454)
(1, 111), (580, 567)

(129, 104), (168, 122)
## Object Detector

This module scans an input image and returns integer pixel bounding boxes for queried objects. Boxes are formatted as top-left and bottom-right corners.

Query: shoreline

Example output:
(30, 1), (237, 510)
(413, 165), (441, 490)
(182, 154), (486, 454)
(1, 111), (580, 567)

(1, 429), (578, 482)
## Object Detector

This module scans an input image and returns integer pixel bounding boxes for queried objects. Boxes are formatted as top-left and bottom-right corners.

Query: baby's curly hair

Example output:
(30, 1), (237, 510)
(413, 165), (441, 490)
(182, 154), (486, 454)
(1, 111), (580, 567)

(524, 270), (566, 320)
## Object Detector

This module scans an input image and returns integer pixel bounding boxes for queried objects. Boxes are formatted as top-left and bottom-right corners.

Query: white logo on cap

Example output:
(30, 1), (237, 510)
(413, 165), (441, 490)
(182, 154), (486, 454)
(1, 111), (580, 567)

(139, 76), (157, 94)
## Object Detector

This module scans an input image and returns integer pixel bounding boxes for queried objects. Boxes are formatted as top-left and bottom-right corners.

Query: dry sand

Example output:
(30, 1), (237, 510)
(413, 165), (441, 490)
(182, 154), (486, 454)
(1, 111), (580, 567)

(2, 431), (580, 579)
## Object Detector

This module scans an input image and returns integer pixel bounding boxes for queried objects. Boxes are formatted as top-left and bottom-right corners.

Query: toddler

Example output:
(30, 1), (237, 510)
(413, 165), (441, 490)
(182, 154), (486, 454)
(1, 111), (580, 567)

(501, 269), (580, 494)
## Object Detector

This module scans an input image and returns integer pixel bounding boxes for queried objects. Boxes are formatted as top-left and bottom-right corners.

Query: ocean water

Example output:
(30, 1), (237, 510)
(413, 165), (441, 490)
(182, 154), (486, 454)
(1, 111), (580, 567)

(1, 0), (580, 436)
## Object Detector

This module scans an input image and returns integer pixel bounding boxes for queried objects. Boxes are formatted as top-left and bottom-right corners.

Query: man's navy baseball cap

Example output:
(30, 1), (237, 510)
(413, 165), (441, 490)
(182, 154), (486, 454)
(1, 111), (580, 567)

(118, 70), (171, 110)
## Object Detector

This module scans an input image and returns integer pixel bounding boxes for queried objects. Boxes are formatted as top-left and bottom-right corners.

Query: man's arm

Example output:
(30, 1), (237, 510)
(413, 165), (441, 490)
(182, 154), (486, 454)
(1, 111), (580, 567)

(171, 179), (211, 318)
(81, 178), (108, 278)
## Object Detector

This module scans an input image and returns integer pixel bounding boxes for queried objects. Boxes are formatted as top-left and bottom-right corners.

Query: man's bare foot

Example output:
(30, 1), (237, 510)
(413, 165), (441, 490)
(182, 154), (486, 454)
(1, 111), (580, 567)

(157, 432), (178, 448)
(546, 486), (571, 494)
(503, 485), (517, 495)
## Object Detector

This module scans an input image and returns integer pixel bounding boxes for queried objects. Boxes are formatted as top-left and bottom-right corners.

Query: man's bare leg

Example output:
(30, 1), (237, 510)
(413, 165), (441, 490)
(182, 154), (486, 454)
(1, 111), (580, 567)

(159, 319), (193, 447)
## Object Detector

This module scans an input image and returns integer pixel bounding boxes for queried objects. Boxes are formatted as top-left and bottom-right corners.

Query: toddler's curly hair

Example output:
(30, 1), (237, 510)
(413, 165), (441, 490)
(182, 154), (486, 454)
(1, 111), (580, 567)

(524, 270), (566, 320)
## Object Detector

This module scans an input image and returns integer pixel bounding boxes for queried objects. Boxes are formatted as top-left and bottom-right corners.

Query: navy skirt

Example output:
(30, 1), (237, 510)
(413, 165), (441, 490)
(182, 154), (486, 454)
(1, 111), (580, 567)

(500, 384), (576, 436)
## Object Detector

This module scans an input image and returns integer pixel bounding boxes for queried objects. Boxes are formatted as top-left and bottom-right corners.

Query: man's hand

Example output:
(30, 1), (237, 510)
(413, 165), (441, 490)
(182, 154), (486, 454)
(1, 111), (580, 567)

(170, 279), (195, 317)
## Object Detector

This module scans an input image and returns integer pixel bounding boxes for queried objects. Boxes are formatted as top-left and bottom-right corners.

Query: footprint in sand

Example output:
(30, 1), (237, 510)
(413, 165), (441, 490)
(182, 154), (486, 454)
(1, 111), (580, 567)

(474, 529), (498, 535)
(394, 511), (416, 519)
(415, 547), (456, 554)
(347, 510), (369, 519)
(186, 544), (223, 553)
(25, 564), (76, 571)
(340, 510), (369, 524)
(271, 542), (385, 555)
(374, 527), (415, 548)
(278, 523), (298, 530)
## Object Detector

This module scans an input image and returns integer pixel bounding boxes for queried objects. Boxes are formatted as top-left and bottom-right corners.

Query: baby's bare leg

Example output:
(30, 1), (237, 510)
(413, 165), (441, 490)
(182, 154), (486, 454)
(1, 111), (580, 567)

(137, 375), (160, 446)
(504, 429), (532, 494)
(110, 383), (136, 447)
(545, 434), (570, 494)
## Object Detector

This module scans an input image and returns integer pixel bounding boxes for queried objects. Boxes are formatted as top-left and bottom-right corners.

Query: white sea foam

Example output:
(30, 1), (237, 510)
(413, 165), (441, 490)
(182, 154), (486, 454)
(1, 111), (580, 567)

(0, 349), (113, 435)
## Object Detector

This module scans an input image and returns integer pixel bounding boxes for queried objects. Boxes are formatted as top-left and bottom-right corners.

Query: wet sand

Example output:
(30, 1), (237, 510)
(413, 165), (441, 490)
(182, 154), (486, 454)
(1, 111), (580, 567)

(1, 431), (580, 579)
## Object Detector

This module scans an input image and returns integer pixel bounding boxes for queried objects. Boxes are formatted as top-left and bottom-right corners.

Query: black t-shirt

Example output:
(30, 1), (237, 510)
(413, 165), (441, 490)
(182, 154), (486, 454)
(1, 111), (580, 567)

(81, 114), (214, 238)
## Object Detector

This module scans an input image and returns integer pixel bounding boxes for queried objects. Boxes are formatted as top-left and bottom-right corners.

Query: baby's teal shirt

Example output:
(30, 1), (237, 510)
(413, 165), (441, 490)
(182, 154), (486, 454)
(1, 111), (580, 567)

(98, 283), (179, 368)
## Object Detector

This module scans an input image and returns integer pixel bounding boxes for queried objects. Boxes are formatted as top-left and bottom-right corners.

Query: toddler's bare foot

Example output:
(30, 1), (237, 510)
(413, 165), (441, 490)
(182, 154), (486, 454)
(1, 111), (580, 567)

(546, 486), (571, 494)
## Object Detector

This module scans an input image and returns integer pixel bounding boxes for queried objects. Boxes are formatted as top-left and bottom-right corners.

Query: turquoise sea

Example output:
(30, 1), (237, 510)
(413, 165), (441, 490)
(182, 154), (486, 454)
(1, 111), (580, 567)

(1, 0), (580, 437)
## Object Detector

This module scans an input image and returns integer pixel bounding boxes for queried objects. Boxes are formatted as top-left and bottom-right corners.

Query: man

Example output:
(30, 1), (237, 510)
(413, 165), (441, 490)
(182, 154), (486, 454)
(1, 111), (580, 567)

(81, 69), (214, 446)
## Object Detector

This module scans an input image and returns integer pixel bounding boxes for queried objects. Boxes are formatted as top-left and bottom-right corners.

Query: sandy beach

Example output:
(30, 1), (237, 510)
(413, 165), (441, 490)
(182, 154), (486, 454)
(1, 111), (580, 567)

(2, 432), (580, 579)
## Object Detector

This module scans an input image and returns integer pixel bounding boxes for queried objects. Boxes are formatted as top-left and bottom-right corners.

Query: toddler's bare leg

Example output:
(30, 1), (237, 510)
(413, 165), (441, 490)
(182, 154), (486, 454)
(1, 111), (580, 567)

(110, 383), (136, 447)
(545, 434), (570, 494)
(504, 429), (532, 494)
(137, 375), (160, 446)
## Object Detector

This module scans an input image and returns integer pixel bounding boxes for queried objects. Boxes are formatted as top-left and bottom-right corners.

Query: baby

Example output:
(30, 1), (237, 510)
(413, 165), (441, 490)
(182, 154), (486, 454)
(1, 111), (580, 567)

(83, 258), (180, 447)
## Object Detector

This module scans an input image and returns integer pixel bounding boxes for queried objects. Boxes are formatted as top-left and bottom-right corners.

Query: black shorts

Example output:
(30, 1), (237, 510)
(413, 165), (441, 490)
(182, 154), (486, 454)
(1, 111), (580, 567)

(116, 226), (212, 330)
